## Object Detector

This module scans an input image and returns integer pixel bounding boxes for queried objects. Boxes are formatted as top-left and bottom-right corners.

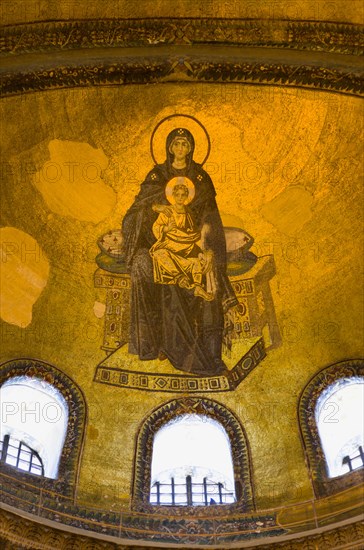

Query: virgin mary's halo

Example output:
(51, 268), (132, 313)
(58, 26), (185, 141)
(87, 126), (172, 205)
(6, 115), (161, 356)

(150, 114), (211, 165)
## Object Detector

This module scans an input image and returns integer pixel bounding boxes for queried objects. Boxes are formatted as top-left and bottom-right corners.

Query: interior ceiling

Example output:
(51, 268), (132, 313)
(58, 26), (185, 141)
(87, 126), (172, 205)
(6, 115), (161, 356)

(0, 1), (363, 549)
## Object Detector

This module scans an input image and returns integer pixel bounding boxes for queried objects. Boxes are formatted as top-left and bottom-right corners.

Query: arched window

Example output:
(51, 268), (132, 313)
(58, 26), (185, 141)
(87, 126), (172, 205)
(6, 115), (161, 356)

(150, 414), (235, 506)
(1, 435), (44, 476)
(0, 376), (68, 479)
(0, 359), (86, 497)
(315, 377), (364, 478)
(299, 359), (364, 497)
(132, 397), (254, 514)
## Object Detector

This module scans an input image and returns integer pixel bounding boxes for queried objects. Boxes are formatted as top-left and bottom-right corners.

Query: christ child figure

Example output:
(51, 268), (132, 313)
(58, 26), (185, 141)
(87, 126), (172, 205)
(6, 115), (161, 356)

(150, 179), (215, 301)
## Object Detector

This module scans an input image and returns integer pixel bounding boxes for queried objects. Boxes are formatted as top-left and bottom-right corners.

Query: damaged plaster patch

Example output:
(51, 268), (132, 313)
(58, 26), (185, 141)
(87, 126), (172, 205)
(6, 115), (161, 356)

(0, 227), (50, 327)
(261, 186), (314, 235)
(34, 140), (116, 223)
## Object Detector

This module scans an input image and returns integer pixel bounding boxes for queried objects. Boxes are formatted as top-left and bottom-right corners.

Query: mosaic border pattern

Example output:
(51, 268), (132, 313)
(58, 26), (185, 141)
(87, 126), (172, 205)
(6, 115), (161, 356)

(1, 55), (363, 98)
(132, 397), (255, 515)
(298, 358), (364, 498)
(0, 358), (87, 498)
(94, 337), (266, 392)
(0, 19), (363, 97)
(0, 19), (363, 56)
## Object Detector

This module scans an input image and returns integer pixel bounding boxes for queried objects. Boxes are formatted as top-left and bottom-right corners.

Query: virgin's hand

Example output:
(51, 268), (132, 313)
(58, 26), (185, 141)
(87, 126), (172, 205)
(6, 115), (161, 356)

(152, 204), (173, 216)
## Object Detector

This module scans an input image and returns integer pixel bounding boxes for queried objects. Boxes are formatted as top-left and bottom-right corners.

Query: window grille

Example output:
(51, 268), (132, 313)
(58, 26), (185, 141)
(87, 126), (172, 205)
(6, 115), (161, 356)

(342, 445), (364, 473)
(150, 475), (235, 506)
(0, 434), (44, 476)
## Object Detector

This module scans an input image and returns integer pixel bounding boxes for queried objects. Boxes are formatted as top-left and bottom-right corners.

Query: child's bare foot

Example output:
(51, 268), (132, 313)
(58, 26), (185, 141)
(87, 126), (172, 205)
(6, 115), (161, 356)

(194, 286), (214, 301)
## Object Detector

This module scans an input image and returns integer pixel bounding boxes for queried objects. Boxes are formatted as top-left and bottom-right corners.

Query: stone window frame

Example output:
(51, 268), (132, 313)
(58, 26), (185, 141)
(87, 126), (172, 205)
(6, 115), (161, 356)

(0, 358), (87, 498)
(132, 396), (255, 515)
(298, 359), (364, 498)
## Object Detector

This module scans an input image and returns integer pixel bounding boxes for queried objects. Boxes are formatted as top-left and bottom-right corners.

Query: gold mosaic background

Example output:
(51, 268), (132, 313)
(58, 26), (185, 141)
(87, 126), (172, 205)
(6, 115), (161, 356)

(1, 83), (363, 510)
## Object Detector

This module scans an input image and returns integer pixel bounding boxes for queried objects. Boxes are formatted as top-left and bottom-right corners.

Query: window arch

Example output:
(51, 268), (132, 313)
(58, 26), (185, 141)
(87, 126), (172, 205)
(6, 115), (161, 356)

(1, 376), (68, 479)
(132, 397), (254, 514)
(315, 377), (363, 478)
(150, 414), (236, 506)
(0, 359), (86, 497)
(299, 359), (364, 497)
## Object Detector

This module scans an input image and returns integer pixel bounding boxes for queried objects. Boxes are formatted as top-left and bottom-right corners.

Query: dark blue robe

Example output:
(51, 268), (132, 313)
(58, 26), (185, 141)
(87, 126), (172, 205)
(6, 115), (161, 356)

(122, 134), (237, 375)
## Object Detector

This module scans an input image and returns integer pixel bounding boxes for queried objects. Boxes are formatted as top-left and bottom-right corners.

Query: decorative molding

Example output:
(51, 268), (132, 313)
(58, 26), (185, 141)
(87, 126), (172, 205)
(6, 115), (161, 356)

(0, 19), (363, 97)
(132, 396), (256, 514)
(121, 513), (285, 543)
(0, 507), (363, 549)
(0, 19), (363, 56)
(298, 359), (364, 498)
(1, 54), (363, 98)
(0, 358), (87, 498)
(258, 520), (364, 550)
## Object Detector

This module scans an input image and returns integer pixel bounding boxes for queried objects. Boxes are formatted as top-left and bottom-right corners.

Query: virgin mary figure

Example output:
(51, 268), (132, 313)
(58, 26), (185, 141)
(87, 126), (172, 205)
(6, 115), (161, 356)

(122, 127), (238, 376)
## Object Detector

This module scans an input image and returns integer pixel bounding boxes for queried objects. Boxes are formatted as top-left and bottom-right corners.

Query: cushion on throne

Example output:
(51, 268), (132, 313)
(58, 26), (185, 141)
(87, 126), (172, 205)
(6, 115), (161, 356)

(96, 227), (257, 276)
